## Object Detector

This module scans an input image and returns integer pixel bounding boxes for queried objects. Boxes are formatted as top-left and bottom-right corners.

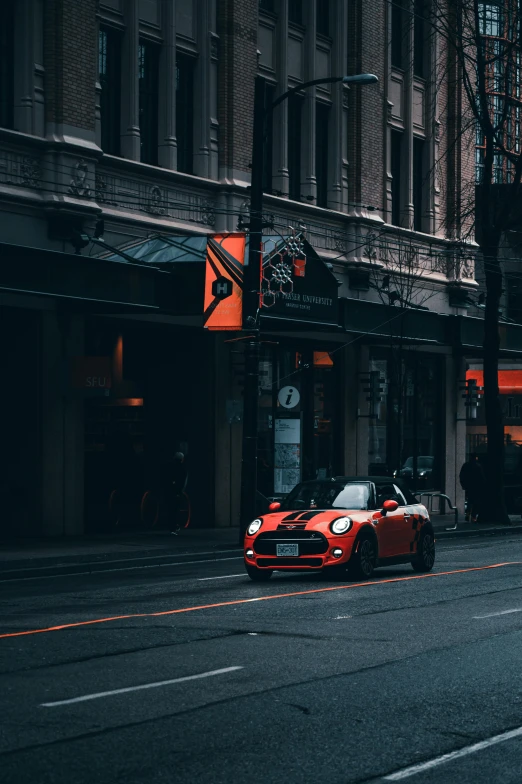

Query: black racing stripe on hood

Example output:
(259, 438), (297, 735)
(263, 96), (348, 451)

(281, 512), (302, 522)
(297, 510), (323, 521)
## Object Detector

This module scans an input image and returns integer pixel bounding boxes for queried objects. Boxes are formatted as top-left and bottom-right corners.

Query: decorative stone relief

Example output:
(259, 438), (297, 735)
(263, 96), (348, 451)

(95, 173), (115, 204)
(210, 33), (219, 61)
(94, 168), (217, 226)
(144, 185), (165, 215)
(68, 159), (91, 198)
(21, 157), (41, 188)
(0, 151), (41, 189)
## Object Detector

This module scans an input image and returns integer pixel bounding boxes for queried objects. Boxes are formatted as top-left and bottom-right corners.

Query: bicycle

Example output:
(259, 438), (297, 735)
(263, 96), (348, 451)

(140, 488), (191, 531)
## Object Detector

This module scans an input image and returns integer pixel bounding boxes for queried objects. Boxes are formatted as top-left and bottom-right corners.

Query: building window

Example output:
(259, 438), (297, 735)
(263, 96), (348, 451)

(478, 3), (501, 36)
(263, 84), (274, 193)
(99, 28), (121, 155)
(289, 0), (302, 25)
(0, 0), (14, 129)
(176, 53), (194, 174)
(288, 94), (302, 201)
(414, 0), (426, 78)
(316, 103), (330, 207)
(391, 0), (405, 69)
(259, 0), (275, 11)
(391, 130), (403, 226)
(413, 138), (425, 231)
(317, 1), (329, 36)
(139, 41), (159, 165)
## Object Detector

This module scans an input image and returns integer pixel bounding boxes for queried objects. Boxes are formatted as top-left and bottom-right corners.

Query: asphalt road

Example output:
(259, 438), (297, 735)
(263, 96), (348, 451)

(2, 537), (522, 783)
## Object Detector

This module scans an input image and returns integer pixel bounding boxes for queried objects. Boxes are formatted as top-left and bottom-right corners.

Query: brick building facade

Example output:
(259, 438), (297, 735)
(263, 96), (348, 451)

(2, 0), (516, 537)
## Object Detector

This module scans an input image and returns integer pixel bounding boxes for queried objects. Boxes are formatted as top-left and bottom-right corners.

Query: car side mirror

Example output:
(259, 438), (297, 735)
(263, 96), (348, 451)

(382, 499), (399, 515)
(268, 501), (281, 512)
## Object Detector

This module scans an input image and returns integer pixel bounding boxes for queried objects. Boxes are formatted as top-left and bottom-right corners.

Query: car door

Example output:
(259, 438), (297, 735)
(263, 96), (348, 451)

(392, 484), (415, 554)
(374, 483), (406, 558)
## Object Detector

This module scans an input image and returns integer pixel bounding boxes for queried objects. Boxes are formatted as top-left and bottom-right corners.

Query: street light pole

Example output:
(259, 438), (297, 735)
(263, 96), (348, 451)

(238, 72), (379, 543)
(238, 76), (266, 544)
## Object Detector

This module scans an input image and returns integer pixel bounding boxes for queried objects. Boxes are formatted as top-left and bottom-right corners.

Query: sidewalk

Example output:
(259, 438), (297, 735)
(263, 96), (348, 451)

(0, 528), (242, 581)
(1, 516), (522, 582)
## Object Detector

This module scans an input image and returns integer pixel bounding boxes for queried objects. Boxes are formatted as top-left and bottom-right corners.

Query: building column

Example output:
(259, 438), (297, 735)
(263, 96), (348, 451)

(194, 0), (218, 178)
(272, 0), (290, 197)
(158, 0), (177, 169)
(13, 0), (36, 134)
(403, 0), (415, 229)
(384, 0), (393, 222)
(329, 0), (348, 211)
(41, 311), (85, 537)
(429, 25), (441, 235)
(120, 0), (140, 161)
(444, 354), (466, 517)
(301, 0), (317, 204)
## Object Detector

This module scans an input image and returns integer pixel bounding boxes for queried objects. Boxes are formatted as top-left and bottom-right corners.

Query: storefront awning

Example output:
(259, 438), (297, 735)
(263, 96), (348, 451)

(0, 241), (166, 312)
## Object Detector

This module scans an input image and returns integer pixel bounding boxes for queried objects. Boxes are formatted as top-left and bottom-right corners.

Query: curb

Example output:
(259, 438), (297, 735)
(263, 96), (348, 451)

(0, 547), (244, 582)
(435, 524), (522, 539)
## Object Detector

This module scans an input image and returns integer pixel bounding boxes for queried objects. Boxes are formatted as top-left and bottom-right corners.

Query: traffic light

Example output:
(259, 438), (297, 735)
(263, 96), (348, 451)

(461, 378), (483, 420)
(361, 370), (386, 418)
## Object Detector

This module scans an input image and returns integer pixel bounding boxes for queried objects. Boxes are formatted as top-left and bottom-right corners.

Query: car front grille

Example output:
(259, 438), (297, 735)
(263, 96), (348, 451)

(254, 530), (328, 555)
(257, 557), (323, 568)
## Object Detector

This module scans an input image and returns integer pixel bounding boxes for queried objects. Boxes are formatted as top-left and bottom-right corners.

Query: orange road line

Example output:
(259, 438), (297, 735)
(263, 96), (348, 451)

(0, 562), (518, 641)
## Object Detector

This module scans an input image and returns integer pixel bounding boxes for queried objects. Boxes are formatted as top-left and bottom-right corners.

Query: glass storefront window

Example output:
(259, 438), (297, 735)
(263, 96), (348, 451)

(368, 350), (443, 492)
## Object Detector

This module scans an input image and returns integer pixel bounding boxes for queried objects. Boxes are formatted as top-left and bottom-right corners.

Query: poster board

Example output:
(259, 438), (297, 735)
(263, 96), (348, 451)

(274, 418), (301, 494)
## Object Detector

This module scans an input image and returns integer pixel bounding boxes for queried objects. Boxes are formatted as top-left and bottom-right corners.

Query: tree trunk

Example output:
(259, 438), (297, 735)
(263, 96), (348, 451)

(481, 247), (510, 524)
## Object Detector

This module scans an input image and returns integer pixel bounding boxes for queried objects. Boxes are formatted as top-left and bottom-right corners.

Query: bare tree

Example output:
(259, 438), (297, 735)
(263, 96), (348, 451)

(417, 0), (522, 522)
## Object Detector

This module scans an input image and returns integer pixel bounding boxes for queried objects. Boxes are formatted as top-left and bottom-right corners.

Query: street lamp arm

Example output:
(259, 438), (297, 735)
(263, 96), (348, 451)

(271, 74), (378, 111)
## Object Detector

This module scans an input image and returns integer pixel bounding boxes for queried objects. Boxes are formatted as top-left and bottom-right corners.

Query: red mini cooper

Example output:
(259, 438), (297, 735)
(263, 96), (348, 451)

(244, 477), (435, 581)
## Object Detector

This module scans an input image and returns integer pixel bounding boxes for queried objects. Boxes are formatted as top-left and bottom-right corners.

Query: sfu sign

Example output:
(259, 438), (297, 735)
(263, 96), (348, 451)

(260, 233), (338, 326)
(70, 357), (112, 394)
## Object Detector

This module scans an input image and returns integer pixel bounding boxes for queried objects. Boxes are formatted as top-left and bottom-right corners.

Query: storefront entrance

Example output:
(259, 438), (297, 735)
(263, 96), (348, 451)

(83, 319), (215, 531)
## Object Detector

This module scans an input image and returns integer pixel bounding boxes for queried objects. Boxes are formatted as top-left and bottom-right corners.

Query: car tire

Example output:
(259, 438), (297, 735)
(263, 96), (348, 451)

(348, 535), (377, 581)
(411, 529), (435, 573)
(245, 563), (273, 581)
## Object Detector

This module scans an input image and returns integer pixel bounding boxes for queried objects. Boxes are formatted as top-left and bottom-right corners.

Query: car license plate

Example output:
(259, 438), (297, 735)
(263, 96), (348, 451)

(276, 543), (299, 557)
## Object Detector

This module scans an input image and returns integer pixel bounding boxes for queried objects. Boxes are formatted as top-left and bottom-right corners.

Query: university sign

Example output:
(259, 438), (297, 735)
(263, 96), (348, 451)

(260, 233), (339, 326)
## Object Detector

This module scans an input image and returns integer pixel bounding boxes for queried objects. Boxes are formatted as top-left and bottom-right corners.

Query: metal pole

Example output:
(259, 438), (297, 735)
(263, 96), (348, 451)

(238, 75), (266, 544)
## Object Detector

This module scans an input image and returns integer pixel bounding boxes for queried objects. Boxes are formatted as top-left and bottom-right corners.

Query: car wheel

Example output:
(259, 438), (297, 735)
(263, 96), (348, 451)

(411, 529), (435, 573)
(245, 563), (273, 581)
(348, 535), (377, 581)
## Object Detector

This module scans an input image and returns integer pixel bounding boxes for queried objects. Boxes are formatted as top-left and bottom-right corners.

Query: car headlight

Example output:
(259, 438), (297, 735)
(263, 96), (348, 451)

(330, 517), (353, 535)
(247, 518), (263, 536)
(418, 471), (426, 477)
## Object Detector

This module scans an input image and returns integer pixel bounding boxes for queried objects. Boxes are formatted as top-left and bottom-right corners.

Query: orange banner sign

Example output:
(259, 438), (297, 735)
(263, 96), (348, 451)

(204, 234), (245, 330)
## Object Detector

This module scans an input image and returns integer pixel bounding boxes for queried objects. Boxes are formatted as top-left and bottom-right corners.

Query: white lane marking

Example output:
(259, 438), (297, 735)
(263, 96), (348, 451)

(473, 607), (522, 619)
(335, 615), (352, 620)
(198, 574), (245, 581)
(41, 666), (243, 707)
(0, 556), (244, 583)
(384, 725), (522, 780)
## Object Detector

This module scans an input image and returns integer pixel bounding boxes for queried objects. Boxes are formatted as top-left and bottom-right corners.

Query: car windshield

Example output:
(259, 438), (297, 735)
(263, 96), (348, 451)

(403, 456), (434, 469)
(281, 481), (371, 511)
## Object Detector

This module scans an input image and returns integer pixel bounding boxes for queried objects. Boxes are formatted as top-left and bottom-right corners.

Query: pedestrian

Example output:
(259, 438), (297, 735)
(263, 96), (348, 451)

(459, 453), (485, 523)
